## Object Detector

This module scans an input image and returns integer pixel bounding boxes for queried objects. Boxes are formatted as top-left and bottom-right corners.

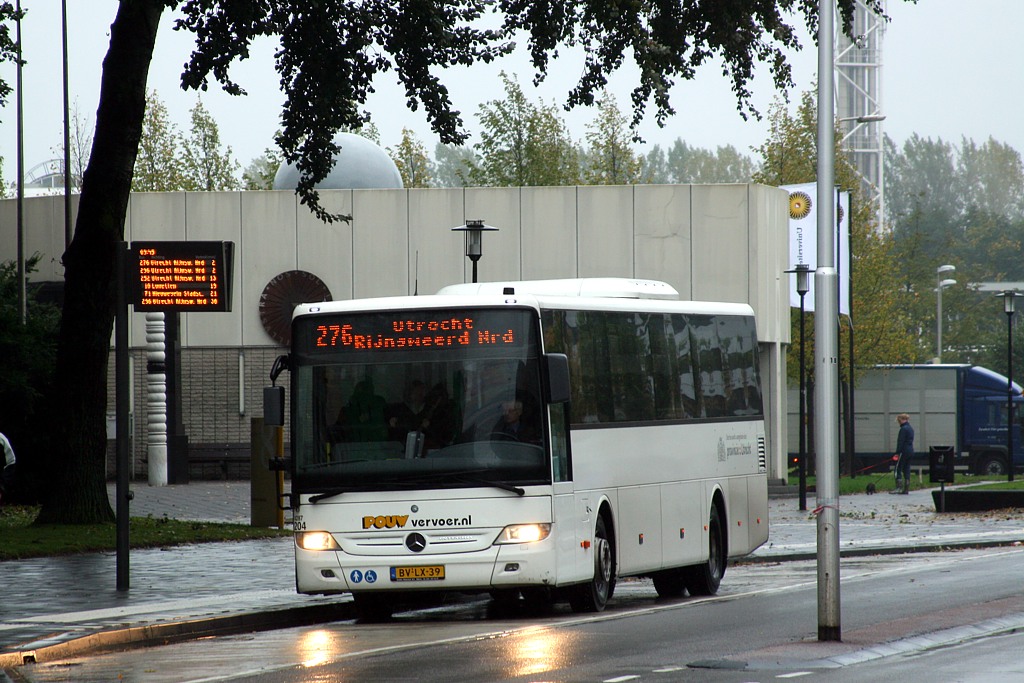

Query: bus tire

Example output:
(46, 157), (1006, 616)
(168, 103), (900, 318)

(651, 567), (687, 598)
(977, 453), (1007, 476)
(489, 589), (520, 606)
(569, 514), (615, 613)
(353, 593), (394, 622)
(684, 504), (725, 596)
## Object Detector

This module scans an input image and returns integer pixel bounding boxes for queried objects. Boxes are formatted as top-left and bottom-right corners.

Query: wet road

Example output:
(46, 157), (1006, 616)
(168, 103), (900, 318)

(14, 547), (1024, 682)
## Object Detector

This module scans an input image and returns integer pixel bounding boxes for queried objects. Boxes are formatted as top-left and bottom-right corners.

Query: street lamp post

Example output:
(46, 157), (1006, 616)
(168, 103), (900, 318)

(838, 113), (886, 126)
(838, 114), (886, 226)
(787, 264), (812, 511)
(999, 290), (1018, 482)
(452, 219), (498, 284)
(936, 265), (956, 362)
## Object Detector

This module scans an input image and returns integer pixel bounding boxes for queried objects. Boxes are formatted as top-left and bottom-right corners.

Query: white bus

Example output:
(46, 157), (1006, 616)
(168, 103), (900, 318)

(272, 278), (768, 617)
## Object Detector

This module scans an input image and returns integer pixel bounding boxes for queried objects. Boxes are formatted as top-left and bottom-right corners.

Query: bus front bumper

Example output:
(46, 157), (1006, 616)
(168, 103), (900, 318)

(295, 540), (559, 595)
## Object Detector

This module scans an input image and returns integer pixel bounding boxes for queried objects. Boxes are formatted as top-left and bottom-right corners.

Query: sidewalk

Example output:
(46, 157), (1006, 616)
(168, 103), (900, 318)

(2, 481), (1024, 670)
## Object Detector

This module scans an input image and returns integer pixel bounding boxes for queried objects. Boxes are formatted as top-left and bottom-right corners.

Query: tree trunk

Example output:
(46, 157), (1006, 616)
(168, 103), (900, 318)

(36, 1), (164, 524)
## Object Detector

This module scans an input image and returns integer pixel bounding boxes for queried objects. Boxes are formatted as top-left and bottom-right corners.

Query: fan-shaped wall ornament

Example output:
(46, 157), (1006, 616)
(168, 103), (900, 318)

(258, 270), (332, 346)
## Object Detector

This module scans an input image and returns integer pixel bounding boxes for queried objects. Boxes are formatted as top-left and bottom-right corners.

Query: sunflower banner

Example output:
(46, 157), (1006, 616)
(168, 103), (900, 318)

(781, 182), (850, 316)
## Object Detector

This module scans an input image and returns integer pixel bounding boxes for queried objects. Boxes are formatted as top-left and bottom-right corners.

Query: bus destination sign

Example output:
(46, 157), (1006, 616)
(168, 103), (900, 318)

(129, 241), (234, 312)
(302, 310), (527, 353)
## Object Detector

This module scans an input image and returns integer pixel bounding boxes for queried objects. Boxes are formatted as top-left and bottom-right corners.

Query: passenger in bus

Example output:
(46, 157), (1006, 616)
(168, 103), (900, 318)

(421, 383), (457, 449)
(387, 380), (429, 441)
(336, 379), (388, 442)
(492, 399), (540, 443)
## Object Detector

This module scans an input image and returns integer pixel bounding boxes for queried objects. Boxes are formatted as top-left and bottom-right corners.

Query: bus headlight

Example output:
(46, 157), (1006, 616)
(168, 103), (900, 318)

(297, 531), (341, 551)
(495, 523), (551, 544)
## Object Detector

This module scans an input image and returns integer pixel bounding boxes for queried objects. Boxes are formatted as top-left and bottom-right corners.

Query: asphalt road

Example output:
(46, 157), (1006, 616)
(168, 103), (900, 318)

(12, 546), (1024, 682)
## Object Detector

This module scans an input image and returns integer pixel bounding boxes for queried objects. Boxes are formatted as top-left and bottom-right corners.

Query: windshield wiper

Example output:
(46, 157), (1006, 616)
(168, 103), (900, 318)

(310, 473), (526, 500)
(309, 488), (348, 503)
(385, 469), (527, 496)
(452, 474), (525, 496)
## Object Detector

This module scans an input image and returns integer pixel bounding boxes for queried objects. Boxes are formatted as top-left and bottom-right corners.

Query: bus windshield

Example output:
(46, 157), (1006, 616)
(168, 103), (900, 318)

(290, 307), (549, 493)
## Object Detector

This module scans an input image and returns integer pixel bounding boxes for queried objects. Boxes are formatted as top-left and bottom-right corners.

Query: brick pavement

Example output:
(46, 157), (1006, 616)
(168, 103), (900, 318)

(109, 481), (257, 525)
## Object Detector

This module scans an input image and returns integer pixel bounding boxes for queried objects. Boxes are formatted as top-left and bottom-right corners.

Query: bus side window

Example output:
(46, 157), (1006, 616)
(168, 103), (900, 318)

(550, 403), (571, 481)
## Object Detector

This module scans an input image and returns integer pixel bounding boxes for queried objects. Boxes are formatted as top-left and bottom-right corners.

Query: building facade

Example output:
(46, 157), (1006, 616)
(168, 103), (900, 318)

(0, 183), (792, 481)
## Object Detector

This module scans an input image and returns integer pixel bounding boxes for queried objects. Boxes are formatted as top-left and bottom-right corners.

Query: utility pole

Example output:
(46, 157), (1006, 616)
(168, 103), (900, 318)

(815, 0), (842, 642)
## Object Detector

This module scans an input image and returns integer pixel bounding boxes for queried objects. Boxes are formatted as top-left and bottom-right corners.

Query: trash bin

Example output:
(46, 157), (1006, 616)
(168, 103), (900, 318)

(929, 445), (956, 484)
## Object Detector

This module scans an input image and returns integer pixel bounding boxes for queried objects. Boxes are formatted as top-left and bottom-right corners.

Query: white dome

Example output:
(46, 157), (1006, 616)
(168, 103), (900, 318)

(273, 133), (404, 190)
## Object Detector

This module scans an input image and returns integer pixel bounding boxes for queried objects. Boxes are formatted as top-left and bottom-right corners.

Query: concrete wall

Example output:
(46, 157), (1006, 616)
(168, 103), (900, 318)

(1, 184), (792, 479)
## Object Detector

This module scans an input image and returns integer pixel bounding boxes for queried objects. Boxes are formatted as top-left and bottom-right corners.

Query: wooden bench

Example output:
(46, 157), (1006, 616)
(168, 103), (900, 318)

(187, 443), (250, 480)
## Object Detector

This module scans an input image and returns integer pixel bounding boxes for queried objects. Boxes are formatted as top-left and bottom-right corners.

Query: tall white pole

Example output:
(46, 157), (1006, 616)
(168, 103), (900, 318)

(816, 0), (842, 642)
(62, 0), (72, 248)
(15, 0), (25, 324)
(146, 312), (168, 486)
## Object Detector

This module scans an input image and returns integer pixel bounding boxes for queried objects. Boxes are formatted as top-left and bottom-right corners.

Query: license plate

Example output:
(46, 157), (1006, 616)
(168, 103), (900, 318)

(390, 565), (445, 581)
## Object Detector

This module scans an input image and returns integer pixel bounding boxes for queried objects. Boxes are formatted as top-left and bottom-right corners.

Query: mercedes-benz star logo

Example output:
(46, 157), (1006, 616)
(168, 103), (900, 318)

(405, 532), (427, 553)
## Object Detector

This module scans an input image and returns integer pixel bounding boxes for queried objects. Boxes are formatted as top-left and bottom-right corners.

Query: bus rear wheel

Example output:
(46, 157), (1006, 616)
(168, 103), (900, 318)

(569, 514), (615, 612)
(683, 504), (725, 596)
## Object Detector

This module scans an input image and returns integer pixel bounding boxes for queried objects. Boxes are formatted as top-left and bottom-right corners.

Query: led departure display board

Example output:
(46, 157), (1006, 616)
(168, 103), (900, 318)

(129, 241), (234, 312)
(297, 309), (529, 354)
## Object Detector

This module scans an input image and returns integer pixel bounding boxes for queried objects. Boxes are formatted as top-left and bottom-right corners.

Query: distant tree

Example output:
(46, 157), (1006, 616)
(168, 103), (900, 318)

(885, 133), (1024, 260)
(958, 136), (1024, 222)
(884, 133), (1024, 363)
(242, 147), (282, 190)
(65, 100), (93, 189)
(885, 134), (960, 233)
(471, 72), (579, 187)
(754, 91), (917, 383)
(0, 0), (877, 524)
(639, 145), (669, 184)
(433, 143), (477, 187)
(752, 95), (817, 186)
(343, 121), (381, 146)
(753, 94), (816, 187)
(49, 100), (93, 189)
(667, 141), (756, 183)
(582, 91), (641, 185)
(182, 99), (240, 191)
(133, 90), (187, 192)
(389, 128), (434, 188)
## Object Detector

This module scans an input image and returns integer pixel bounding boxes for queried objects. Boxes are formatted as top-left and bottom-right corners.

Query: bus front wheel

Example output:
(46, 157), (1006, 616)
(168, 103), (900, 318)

(569, 514), (615, 613)
(683, 504), (725, 596)
(353, 593), (394, 622)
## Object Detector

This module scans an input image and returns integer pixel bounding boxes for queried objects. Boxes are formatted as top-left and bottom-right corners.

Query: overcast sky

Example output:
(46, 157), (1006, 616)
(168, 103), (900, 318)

(2, 0), (1022, 184)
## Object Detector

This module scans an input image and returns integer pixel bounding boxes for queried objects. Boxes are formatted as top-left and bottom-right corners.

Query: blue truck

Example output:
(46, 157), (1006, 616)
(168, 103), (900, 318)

(789, 364), (1024, 476)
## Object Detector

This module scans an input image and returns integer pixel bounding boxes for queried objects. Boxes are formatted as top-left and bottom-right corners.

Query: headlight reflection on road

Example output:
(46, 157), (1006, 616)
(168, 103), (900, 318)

(500, 626), (573, 678)
(298, 629), (341, 668)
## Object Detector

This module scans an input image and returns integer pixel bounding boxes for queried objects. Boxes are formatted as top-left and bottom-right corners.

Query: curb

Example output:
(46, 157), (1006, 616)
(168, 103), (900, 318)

(737, 536), (1024, 565)
(0, 601), (357, 669)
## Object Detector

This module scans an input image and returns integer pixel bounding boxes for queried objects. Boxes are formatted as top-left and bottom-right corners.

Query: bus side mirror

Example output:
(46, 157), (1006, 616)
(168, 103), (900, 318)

(543, 353), (570, 404)
(264, 386), (285, 426)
